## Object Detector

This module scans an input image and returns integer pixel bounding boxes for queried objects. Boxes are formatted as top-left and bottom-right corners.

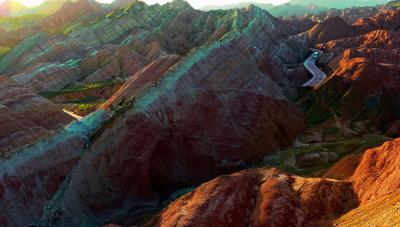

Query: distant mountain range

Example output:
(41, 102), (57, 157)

(200, 2), (327, 17)
(200, 2), (274, 11)
(269, 3), (327, 17)
(1, 0), (392, 18)
(290, 0), (390, 9)
(201, 0), (391, 14)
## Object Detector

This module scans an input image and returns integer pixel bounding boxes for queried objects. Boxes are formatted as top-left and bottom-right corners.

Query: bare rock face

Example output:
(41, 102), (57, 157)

(353, 9), (400, 34)
(322, 30), (400, 54)
(103, 54), (180, 108)
(351, 138), (400, 205)
(328, 48), (400, 69)
(323, 154), (361, 180)
(294, 16), (358, 45)
(282, 16), (317, 35)
(40, 0), (104, 29)
(0, 33), (86, 76)
(1, 2), (309, 226)
(310, 10), (400, 134)
(80, 46), (148, 85)
(0, 110), (107, 227)
(323, 58), (400, 130)
(0, 77), (94, 226)
(37, 6), (307, 225)
(313, 29), (400, 133)
(325, 6), (380, 24)
(0, 76), (72, 157)
(0, 133), (86, 226)
(284, 67), (310, 86)
(331, 138), (400, 226)
(334, 189), (400, 227)
(144, 168), (356, 227)
(0, 1), (299, 94)
(12, 61), (82, 92)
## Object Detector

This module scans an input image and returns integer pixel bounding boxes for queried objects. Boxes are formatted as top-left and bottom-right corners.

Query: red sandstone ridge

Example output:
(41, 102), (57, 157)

(294, 16), (358, 45)
(0, 76), (72, 157)
(40, 0), (104, 29)
(323, 138), (400, 226)
(334, 189), (400, 226)
(322, 30), (400, 54)
(323, 154), (361, 180)
(79, 47), (147, 85)
(353, 8), (400, 34)
(105, 137), (400, 227)
(321, 57), (400, 129)
(103, 54), (179, 109)
(328, 48), (400, 70)
(313, 28), (400, 133)
(350, 138), (400, 205)
(144, 168), (356, 227)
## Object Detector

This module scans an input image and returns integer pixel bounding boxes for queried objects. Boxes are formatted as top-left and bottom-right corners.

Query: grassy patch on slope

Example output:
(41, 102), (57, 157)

(40, 80), (122, 98)
(258, 134), (389, 177)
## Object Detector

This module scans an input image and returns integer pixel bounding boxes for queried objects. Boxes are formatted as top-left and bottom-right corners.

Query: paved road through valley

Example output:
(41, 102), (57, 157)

(302, 48), (326, 87)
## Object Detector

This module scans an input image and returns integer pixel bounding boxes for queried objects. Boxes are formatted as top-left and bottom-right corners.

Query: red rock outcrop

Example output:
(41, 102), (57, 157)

(328, 48), (400, 69)
(315, 34), (400, 131)
(353, 9), (400, 34)
(330, 138), (400, 225)
(80, 47), (147, 85)
(322, 30), (400, 54)
(0, 110), (107, 227)
(144, 168), (356, 227)
(323, 154), (361, 180)
(283, 16), (317, 35)
(334, 189), (400, 226)
(294, 16), (358, 45)
(325, 6), (380, 24)
(11, 61), (82, 92)
(0, 133), (86, 226)
(103, 54), (179, 108)
(351, 138), (400, 205)
(0, 76), (72, 157)
(332, 60), (399, 128)
(285, 6), (380, 34)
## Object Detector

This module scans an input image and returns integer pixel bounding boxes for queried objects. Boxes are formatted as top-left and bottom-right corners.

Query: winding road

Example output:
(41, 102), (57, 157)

(302, 48), (326, 87)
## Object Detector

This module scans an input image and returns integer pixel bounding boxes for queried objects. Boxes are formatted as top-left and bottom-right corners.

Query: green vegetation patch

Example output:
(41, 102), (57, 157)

(75, 103), (99, 111)
(0, 14), (44, 31)
(0, 46), (11, 59)
(40, 80), (122, 98)
(258, 134), (389, 177)
(299, 93), (332, 126)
